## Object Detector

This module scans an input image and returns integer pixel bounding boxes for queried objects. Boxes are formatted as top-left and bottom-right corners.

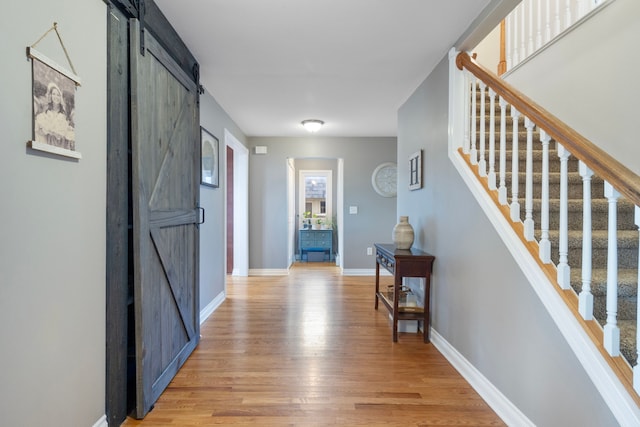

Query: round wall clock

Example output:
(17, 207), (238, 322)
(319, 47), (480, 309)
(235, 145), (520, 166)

(371, 162), (397, 197)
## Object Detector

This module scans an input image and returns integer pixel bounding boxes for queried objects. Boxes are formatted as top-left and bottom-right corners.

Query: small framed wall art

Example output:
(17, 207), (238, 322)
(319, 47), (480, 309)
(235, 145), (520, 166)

(200, 127), (219, 188)
(27, 23), (82, 159)
(408, 150), (422, 191)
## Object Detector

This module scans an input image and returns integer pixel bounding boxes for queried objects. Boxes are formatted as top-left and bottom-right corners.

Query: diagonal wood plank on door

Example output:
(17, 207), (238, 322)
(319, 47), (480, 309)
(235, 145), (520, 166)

(148, 89), (191, 210)
(149, 225), (196, 341)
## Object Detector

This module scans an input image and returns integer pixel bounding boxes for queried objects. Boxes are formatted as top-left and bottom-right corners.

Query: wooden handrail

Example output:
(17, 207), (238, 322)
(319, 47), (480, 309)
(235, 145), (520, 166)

(456, 51), (640, 207)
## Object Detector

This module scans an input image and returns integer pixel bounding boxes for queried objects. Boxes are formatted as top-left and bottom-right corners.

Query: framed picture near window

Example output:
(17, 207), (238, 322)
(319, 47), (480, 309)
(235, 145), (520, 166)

(409, 150), (422, 191)
(200, 127), (219, 188)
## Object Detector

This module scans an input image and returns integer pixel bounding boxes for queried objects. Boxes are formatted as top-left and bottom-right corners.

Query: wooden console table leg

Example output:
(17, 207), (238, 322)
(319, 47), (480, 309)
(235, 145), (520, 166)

(392, 275), (401, 342)
(374, 261), (380, 310)
(423, 311), (429, 343)
(423, 275), (431, 343)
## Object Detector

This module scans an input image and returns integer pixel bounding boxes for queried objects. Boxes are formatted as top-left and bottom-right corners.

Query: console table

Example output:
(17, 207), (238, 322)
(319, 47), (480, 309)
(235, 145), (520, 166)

(374, 243), (435, 343)
(299, 229), (333, 262)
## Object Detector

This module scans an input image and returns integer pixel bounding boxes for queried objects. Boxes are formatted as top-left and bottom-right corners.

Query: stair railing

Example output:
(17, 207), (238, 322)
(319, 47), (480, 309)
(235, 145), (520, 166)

(448, 48), (640, 423)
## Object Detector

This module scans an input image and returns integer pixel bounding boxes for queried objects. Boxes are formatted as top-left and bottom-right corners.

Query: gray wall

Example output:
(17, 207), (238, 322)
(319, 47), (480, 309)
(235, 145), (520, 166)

(397, 47), (617, 427)
(504, 0), (640, 174)
(248, 137), (396, 270)
(0, 1), (107, 426)
(199, 90), (247, 310)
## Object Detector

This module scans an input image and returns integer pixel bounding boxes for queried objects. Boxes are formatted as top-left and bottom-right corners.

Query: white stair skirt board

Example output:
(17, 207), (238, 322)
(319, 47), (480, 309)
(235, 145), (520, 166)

(430, 329), (534, 427)
(200, 290), (225, 325)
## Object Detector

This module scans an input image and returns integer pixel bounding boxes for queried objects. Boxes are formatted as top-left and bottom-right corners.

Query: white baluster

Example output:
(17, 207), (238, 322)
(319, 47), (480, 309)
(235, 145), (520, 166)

(528, 0), (535, 56)
(463, 70), (471, 154)
(539, 130), (551, 262)
(577, 0), (588, 20)
(523, 117), (535, 240)
(470, 77), (478, 165)
(634, 206), (640, 394)
(510, 107), (521, 222)
(555, 0), (562, 37)
(536, 0), (543, 50)
(478, 82), (487, 177)
(565, 0), (573, 30)
(511, 10), (519, 66)
(520, 3), (527, 63)
(498, 97), (508, 205)
(545, 0), (552, 43)
(488, 89), (497, 190)
(557, 143), (571, 289)
(603, 182), (620, 357)
(579, 161), (594, 320)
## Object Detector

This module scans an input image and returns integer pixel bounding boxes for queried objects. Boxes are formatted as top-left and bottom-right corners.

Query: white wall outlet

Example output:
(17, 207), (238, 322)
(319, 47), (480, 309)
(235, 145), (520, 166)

(349, 206), (358, 214)
(367, 247), (373, 255)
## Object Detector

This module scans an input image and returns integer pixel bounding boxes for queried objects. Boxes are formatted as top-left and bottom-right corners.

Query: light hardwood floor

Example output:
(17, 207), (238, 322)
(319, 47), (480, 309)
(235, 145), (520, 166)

(122, 263), (505, 426)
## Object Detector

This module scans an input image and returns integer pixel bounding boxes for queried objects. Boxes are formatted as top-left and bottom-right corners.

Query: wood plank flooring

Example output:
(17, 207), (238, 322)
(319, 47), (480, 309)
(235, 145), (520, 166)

(122, 263), (505, 426)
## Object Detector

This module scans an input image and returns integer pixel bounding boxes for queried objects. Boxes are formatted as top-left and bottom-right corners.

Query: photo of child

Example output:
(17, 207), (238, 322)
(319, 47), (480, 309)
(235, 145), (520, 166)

(32, 57), (76, 151)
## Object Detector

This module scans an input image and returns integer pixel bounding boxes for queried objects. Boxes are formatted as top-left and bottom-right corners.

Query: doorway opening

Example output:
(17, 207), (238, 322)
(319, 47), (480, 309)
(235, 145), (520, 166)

(225, 129), (248, 277)
(287, 158), (344, 269)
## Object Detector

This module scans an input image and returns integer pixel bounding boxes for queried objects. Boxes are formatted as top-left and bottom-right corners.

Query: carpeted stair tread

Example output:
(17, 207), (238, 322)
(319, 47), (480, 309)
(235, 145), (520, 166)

(509, 171), (603, 184)
(519, 198), (638, 230)
(546, 229), (639, 249)
(570, 268), (638, 297)
(480, 148), (580, 173)
(619, 320), (638, 365)
(475, 130), (551, 139)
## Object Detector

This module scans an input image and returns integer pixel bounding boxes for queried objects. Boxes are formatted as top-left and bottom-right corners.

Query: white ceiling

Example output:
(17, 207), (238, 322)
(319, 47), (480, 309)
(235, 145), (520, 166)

(154, 0), (492, 137)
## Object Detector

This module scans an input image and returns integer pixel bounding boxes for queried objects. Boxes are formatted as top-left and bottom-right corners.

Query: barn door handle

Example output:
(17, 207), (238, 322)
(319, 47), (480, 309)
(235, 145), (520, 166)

(197, 207), (205, 225)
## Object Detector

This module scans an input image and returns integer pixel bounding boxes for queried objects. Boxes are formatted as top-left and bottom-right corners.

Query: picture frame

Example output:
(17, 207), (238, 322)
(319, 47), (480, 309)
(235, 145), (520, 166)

(408, 150), (422, 191)
(200, 127), (219, 188)
(27, 47), (82, 159)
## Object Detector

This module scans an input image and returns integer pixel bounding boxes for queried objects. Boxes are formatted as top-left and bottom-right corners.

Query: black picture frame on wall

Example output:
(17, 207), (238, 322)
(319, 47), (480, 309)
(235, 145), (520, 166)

(200, 127), (219, 188)
(409, 149), (422, 191)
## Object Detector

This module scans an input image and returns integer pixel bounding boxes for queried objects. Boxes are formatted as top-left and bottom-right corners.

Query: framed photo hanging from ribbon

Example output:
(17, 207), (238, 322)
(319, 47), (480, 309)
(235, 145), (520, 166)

(26, 23), (82, 159)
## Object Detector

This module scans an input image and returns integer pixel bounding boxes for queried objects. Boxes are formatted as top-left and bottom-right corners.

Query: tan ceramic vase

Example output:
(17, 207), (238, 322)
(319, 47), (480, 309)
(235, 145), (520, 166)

(392, 216), (414, 250)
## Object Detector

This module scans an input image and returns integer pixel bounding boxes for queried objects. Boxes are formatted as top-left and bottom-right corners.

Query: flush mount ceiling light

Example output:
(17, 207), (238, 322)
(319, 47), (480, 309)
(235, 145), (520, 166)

(301, 119), (324, 133)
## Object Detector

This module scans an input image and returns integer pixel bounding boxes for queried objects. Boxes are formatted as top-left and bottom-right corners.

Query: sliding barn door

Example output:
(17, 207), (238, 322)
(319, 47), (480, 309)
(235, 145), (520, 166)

(130, 21), (200, 418)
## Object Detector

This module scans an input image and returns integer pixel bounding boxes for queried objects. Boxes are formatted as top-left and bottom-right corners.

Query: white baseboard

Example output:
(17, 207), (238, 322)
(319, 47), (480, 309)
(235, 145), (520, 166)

(200, 290), (225, 325)
(248, 268), (289, 276)
(430, 329), (534, 427)
(92, 415), (108, 427)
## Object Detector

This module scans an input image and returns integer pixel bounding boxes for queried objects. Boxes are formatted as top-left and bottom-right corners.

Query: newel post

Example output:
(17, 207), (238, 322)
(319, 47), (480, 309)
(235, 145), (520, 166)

(448, 49), (467, 156)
